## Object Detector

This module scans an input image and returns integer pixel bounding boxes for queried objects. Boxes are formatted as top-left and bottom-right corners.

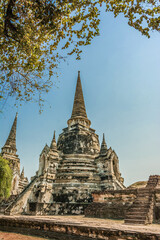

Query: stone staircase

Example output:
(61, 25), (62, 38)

(5, 175), (38, 215)
(0, 195), (17, 214)
(125, 188), (154, 224)
(124, 175), (160, 225)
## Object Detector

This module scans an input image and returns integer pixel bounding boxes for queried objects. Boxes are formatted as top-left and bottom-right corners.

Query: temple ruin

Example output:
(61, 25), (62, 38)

(3, 71), (125, 215)
(1, 113), (28, 196)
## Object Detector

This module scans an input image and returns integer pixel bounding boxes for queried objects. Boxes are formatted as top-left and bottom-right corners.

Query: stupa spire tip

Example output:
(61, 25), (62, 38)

(100, 133), (107, 155)
(53, 130), (56, 140)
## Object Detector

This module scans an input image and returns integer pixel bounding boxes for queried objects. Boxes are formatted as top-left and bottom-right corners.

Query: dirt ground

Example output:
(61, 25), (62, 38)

(0, 231), (49, 240)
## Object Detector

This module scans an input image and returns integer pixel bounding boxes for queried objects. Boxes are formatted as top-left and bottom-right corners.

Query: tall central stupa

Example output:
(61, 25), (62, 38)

(5, 72), (125, 216)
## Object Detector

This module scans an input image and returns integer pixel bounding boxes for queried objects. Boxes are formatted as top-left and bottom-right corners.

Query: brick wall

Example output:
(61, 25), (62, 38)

(85, 189), (137, 219)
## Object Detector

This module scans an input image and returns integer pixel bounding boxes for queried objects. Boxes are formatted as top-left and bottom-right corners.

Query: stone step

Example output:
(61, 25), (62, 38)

(61, 165), (96, 169)
(58, 164), (96, 168)
(126, 209), (148, 214)
(133, 204), (150, 208)
(59, 162), (96, 167)
(126, 215), (147, 220)
(126, 211), (148, 216)
(138, 191), (152, 194)
(60, 160), (96, 164)
(125, 214), (147, 220)
(139, 194), (151, 198)
(61, 160), (96, 163)
(124, 191), (154, 225)
(137, 190), (152, 194)
(58, 161), (96, 165)
(137, 198), (151, 202)
(132, 203), (150, 208)
(57, 169), (97, 174)
(127, 205), (149, 209)
(134, 200), (150, 204)
(130, 207), (149, 212)
(137, 195), (152, 198)
(56, 172), (95, 177)
(124, 219), (147, 224)
(57, 170), (97, 174)
(133, 200), (150, 204)
(60, 165), (96, 169)
(62, 163), (95, 167)
(137, 191), (152, 195)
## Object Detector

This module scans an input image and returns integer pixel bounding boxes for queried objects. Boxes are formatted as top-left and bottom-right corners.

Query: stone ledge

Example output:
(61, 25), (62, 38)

(0, 215), (160, 240)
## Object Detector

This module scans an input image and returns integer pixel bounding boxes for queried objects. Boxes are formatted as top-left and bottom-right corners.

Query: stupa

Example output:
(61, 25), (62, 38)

(4, 71), (124, 215)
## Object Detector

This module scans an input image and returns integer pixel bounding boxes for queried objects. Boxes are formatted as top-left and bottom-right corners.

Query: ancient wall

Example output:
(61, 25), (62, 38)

(85, 177), (160, 223)
(0, 216), (160, 240)
(47, 202), (89, 215)
(5, 177), (38, 215)
(85, 189), (137, 219)
(154, 189), (160, 223)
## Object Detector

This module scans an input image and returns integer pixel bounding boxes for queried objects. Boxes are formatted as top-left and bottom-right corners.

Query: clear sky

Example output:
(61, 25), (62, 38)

(0, 11), (160, 187)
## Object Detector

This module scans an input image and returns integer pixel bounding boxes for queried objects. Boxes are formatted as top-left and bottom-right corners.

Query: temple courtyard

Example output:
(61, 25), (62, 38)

(1, 73), (160, 239)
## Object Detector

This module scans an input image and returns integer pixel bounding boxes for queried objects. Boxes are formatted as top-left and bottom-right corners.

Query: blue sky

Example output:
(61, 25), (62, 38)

(0, 11), (160, 187)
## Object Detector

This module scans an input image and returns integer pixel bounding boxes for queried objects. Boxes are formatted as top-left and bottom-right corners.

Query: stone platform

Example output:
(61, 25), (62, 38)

(0, 215), (160, 240)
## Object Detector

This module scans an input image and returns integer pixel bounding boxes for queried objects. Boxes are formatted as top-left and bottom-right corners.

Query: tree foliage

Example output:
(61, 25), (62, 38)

(0, 0), (160, 110)
(0, 156), (12, 199)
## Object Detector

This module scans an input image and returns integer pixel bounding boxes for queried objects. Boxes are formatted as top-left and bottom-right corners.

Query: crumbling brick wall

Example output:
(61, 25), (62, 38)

(85, 189), (137, 219)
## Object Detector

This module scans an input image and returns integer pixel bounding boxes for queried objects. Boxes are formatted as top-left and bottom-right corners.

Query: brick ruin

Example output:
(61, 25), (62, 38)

(1, 72), (159, 226)
(85, 175), (160, 224)
(0, 215), (160, 240)
(2, 71), (125, 215)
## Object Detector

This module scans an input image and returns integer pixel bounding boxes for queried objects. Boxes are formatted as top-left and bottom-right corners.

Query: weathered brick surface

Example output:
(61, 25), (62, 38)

(85, 176), (160, 224)
(0, 216), (160, 240)
(2, 72), (125, 216)
(85, 189), (137, 219)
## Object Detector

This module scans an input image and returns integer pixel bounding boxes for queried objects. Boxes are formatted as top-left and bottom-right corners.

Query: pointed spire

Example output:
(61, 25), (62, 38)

(2, 113), (18, 153)
(71, 71), (88, 119)
(68, 71), (91, 127)
(102, 133), (106, 145)
(53, 131), (56, 141)
(50, 131), (57, 152)
(100, 133), (108, 155)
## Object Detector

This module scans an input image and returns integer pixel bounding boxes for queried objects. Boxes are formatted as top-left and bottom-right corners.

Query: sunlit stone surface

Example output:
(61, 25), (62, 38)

(2, 72), (124, 216)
